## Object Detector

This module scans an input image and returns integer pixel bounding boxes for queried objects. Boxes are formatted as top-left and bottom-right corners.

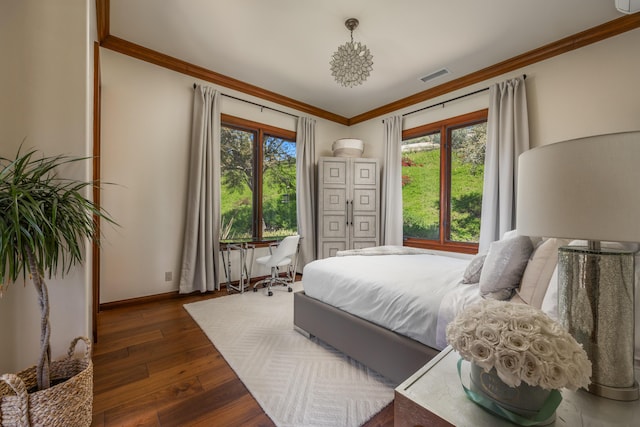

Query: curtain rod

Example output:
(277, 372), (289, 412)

(401, 74), (527, 118)
(193, 83), (299, 119)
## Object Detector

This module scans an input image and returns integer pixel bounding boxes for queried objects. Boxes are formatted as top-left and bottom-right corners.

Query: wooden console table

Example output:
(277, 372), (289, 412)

(395, 346), (640, 426)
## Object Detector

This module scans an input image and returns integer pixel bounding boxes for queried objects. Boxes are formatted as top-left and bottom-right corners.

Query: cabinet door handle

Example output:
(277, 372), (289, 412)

(346, 200), (350, 226)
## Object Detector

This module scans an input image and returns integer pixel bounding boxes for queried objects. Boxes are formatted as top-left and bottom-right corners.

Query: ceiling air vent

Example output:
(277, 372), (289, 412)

(420, 68), (450, 83)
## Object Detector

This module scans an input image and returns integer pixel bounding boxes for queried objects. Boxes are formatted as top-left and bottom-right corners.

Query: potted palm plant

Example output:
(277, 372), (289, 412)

(0, 146), (115, 426)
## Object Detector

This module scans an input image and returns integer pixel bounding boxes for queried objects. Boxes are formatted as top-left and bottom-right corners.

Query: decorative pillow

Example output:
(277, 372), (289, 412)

(516, 238), (569, 309)
(502, 228), (543, 249)
(479, 236), (534, 300)
(462, 253), (486, 284)
(501, 229), (518, 240)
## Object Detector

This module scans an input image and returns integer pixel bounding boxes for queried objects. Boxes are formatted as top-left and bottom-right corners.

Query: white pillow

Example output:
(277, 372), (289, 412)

(479, 235), (534, 300)
(517, 238), (568, 309)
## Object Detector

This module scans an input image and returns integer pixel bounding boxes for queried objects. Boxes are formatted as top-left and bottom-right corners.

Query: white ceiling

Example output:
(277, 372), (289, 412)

(109, 0), (624, 118)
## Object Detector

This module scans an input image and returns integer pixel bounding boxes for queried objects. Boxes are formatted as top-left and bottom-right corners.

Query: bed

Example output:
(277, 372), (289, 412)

(293, 248), (479, 384)
(293, 234), (568, 384)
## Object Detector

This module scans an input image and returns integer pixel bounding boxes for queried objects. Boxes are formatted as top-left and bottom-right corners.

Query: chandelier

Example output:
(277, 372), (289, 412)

(330, 18), (373, 88)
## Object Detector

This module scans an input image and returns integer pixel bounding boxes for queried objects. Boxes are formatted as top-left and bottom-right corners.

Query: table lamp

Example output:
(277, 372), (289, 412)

(516, 131), (640, 401)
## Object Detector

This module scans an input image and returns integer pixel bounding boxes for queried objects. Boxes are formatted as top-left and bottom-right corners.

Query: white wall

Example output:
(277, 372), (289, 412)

(0, 0), (94, 374)
(100, 50), (346, 302)
(99, 25), (640, 304)
(0, 0), (25, 374)
(352, 28), (640, 159)
(525, 28), (640, 147)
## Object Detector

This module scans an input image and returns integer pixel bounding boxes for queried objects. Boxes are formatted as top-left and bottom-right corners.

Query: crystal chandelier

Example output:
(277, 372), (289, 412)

(330, 18), (373, 88)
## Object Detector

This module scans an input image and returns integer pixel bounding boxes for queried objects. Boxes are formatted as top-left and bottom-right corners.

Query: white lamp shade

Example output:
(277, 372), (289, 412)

(331, 138), (364, 157)
(516, 131), (640, 243)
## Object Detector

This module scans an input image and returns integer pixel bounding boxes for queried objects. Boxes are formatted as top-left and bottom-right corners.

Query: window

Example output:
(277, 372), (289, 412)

(401, 110), (488, 253)
(220, 114), (296, 242)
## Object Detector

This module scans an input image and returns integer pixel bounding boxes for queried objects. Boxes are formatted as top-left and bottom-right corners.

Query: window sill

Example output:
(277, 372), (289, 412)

(403, 239), (478, 255)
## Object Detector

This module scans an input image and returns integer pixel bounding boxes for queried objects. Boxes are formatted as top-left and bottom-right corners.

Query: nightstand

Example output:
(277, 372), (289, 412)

(394, 346), (640, 426)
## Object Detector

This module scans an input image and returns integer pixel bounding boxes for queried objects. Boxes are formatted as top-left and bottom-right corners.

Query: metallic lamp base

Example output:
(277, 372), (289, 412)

(589, 380), (639, 401)
(558, 245), (638, 402)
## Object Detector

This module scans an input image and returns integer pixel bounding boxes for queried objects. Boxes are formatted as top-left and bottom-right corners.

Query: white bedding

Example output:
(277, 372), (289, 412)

(302, 251), (480, 350)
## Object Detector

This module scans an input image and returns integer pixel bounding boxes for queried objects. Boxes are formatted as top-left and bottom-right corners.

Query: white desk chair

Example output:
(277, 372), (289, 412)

(253, 234), (300, 296)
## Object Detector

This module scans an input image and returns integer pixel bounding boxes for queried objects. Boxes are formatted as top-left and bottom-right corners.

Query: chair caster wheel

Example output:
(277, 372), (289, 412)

(288, 287), (292, 292)
(253, 288), (257, 292)
(268, 291), (273, 296)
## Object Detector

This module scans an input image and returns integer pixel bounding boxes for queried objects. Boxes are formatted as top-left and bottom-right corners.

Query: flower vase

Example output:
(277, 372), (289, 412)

(469, 363), (558, 426)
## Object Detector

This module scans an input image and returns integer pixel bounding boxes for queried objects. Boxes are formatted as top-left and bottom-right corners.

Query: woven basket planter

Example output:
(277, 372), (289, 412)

(0, 337), (93, 427)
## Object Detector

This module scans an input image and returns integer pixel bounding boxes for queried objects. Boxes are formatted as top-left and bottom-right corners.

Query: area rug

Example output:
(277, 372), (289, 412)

(183, 282), (394, 427)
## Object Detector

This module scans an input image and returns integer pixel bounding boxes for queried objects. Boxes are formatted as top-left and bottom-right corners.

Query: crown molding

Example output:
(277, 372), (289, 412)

(349, 12), (640, 124)
(100, 34), (349, 125)
(96, 1), (640, 126)
(96, 0), (109, 42)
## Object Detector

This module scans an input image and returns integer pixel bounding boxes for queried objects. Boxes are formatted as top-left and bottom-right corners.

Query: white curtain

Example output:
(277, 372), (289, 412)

(478, 76), (529, 252)
(179, 85), (221, 293)
(380, 115), (404, 245)
(296, 116), (316, 269)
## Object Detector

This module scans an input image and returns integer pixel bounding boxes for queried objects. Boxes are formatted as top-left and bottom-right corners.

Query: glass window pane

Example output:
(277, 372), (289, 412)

(402, 132), (440, 240)
(220, 126), (254, 241)
(262, 136), (297, 239)
(449, 122), (486, 243)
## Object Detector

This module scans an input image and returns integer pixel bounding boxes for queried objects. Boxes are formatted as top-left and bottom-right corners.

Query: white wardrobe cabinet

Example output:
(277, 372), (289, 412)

(317, 157), (380, 259)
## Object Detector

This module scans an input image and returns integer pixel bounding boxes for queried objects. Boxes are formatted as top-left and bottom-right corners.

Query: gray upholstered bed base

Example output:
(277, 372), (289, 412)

(293, 290), (440, 385)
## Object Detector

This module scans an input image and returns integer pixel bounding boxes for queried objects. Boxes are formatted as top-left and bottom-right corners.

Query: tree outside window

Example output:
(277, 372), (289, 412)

(401, 110), (487, 253)
(220, 115), (296, 242)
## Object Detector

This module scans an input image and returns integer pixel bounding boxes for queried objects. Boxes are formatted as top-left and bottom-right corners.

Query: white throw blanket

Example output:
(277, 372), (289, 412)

(336, 245), (433, 256)
(303, 253), (471, 349)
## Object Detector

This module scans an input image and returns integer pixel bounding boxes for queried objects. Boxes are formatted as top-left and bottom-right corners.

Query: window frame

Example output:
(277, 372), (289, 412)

(401, 109), (488, 254)
(220, 114), (296, 245)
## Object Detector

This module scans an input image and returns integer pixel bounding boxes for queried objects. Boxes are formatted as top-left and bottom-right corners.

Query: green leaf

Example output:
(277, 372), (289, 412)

(0, 145), (118, 284)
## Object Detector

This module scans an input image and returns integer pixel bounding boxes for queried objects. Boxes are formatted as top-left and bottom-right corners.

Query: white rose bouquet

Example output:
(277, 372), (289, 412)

(446, 299), (591, 391)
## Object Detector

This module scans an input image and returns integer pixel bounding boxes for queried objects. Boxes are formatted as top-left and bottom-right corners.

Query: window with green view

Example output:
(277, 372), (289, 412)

(401, 110), (487, 252)
(220, 116), (296, 242)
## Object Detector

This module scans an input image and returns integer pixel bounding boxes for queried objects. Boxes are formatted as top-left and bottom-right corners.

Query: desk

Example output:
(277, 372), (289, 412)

(394, 346), (640, 427)
(220, 242), (254, 293)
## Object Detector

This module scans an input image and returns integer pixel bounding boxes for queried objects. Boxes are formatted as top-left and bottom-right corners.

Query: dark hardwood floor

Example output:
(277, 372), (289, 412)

(91, 286), (394, 426)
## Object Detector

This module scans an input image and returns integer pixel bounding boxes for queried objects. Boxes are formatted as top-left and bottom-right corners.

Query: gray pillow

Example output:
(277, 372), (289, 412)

(479, 236), (534, 300)
(462, 253), (486, 284)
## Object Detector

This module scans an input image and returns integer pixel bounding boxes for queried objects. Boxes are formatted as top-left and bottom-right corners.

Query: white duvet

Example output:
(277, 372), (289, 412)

(302, 251), (481, 350)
